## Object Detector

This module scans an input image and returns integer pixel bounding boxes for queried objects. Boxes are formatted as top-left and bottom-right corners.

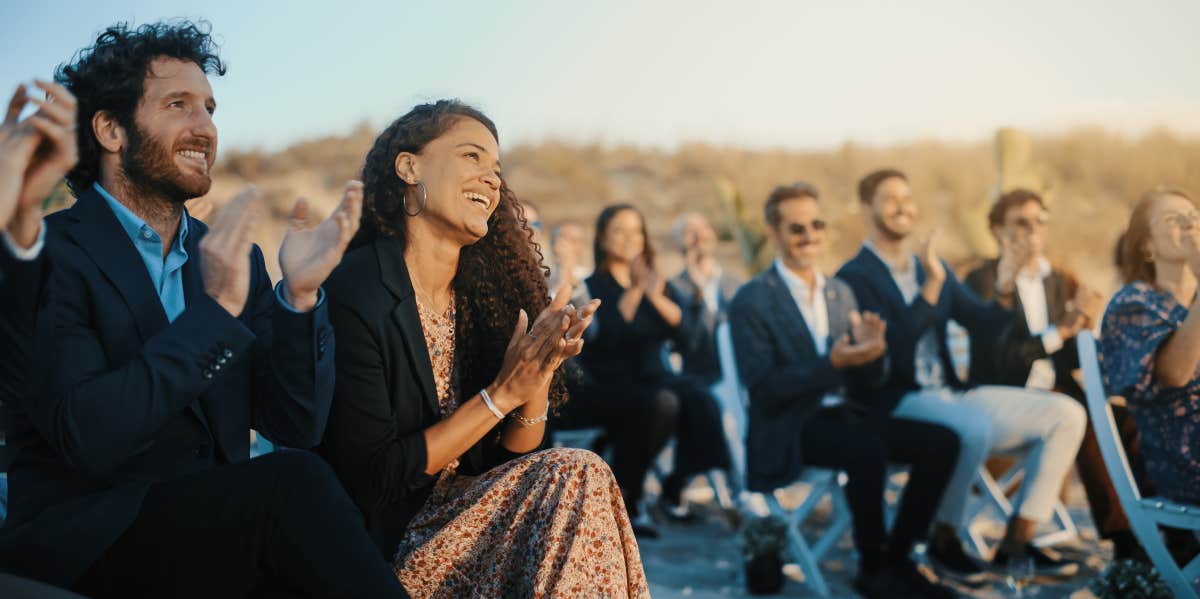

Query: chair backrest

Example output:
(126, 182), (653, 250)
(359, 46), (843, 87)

(1076, 331), (1144, 508)
(712, 321), (748, 487)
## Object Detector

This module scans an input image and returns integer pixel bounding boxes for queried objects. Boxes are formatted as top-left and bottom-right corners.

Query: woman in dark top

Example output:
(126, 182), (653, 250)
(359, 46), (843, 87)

(319, 101), (648, 597)
(563, 203), (729, 537)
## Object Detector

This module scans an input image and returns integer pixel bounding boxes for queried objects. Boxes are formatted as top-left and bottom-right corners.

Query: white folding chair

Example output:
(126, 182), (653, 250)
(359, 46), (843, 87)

(715, 321), (852, 596)
(962, 462), (1079, 557)
(1077, 331), (1200, 598)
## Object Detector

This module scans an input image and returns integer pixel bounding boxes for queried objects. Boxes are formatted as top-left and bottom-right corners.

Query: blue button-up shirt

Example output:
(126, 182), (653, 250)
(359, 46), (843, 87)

(96, 183), (322, 318)
(97, 183), (189, 322)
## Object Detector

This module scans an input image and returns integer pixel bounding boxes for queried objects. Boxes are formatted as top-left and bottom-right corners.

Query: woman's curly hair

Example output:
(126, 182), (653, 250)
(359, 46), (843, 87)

(356, 100), (567, 408)
(54, 20), (226, 197)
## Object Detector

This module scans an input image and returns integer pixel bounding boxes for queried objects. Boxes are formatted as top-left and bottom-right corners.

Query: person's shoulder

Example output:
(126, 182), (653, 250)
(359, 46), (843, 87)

(730, 268), (773, 308)
(1111, 281), (1153, 305)
(963, 259), (996, 285)
(826, 276), (855, 299)
(835, 249), (871, 277)
(326, 242), (387, 310)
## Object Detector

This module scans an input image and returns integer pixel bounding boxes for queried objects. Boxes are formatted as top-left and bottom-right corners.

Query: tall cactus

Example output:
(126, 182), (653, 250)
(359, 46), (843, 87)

(958, 128), (1049, 258)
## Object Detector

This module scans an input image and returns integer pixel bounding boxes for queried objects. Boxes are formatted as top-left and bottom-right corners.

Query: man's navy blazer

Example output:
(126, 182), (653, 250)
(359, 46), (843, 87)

(0, 187), (335, 587)
(729, 265), (887, 492)
(835, 247), (1010, 414)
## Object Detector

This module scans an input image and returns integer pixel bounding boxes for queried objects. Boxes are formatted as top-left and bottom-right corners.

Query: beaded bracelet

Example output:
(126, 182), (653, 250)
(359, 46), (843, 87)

(509, 408), (549, 427)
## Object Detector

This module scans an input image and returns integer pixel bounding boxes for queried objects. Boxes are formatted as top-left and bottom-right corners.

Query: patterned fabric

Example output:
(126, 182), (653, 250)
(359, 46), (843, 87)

(415, 297), (459, 417)
(1100, 282), (1200, 504)
(394, 298), (650, 598)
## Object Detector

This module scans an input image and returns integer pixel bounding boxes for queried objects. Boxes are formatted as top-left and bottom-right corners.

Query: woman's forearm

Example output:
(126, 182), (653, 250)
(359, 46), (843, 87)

(1156, 298), (1200, 388)
(500, 393), (548, 453)
(647, 291), (682, 327)
(422, 390), (514, 474)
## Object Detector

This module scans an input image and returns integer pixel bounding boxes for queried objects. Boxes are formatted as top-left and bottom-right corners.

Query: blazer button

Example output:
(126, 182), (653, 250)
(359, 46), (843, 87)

(213, 363), (222, 372)
(217, 356), (227, 365)
(223, 348), (234, 359)
(202, 369), (213, 379)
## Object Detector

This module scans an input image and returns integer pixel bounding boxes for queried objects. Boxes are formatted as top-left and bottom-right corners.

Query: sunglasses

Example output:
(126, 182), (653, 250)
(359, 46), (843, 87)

(785, 220), (827, 236)
(1009, 215), (1049, 231)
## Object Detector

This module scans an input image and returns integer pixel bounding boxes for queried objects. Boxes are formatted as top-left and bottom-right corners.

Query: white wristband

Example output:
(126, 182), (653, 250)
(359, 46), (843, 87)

(479, 388), (505, 420)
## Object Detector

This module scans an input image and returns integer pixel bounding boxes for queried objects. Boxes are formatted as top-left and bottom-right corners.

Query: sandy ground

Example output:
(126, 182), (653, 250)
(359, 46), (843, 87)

(638, 473), (1108, 599)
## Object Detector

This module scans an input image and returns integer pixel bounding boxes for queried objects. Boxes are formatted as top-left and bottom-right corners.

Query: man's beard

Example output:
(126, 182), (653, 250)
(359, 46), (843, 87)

(873, 211), (910, 242)
(121, 124), (212, 204)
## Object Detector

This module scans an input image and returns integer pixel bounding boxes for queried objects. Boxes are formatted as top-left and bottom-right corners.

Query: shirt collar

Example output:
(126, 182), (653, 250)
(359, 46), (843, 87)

(94, 182), (190, 249)
(1016, 256), (1052, 283)
(862, 239), (916, 274)
(774, 258), (825, 300)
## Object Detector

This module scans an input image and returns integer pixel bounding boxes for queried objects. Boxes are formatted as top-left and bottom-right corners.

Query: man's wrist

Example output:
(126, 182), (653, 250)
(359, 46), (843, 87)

(6, 209), (43, 250)
(281, 282), (319, 313)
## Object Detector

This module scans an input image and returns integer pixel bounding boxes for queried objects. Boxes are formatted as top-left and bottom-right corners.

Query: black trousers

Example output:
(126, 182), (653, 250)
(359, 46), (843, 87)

(799, 408), (960, 563)
(559, 375), (731, 514)
(73, 451), (408, 599)
(659, 377), (732, 504)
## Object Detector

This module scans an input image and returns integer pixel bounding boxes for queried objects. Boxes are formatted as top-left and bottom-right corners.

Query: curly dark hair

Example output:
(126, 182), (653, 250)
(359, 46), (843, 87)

(54, 20), (226, 196)
(357, 100), (566, 408)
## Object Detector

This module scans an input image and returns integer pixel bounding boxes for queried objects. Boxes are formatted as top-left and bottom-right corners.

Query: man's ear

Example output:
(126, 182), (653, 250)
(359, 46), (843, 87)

(92, 109), (126, 154)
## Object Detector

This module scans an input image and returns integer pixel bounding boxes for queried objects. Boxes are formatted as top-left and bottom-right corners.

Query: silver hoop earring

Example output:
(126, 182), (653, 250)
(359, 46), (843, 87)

(402, 180), (427, 217)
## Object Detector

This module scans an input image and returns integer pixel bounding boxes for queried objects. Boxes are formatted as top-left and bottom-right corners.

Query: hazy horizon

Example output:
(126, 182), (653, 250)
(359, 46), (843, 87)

(4, 0), (1198, 152)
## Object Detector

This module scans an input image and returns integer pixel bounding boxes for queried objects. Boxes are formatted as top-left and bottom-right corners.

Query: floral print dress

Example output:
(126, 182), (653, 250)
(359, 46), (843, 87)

(1100, 282), (1200, 504)
(393, 297), (650, 598)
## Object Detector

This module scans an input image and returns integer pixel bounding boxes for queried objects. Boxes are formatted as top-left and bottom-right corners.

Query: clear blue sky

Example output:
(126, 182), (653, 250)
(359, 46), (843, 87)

(3, 0), (1198, 152)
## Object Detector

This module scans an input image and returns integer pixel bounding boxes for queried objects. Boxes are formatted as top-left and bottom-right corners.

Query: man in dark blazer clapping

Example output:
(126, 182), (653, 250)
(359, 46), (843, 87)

(729, 182), (959, 599)
(0, 21), (407, 598)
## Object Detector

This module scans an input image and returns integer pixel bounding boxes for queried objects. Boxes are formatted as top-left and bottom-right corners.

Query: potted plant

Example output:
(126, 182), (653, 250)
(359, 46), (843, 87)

(1089, 559), (1172, 599)
(740, 515), (788, 594)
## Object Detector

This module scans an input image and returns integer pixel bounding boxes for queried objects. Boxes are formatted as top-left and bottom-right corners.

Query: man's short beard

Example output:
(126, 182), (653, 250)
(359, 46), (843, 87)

(120, 123), (212, 204)
(873, 211), (909, 242)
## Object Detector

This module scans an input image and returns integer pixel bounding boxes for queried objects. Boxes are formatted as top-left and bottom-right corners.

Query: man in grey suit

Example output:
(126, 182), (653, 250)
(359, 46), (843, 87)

(666, 213), (742, 385)
(729, 182), (960, 598)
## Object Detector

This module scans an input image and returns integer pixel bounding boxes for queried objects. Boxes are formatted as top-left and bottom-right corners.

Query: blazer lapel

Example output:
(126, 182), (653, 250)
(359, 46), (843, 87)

(376, 238), (439, 415)
(764, 267), (821, 355)
(855, 247), (914, 311)
(825, 283), (850, 342)
(63, 188), (170, 342)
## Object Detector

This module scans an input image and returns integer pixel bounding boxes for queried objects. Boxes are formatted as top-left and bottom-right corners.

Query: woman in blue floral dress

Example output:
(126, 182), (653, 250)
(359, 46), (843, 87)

(1101, 187), (1200, 506)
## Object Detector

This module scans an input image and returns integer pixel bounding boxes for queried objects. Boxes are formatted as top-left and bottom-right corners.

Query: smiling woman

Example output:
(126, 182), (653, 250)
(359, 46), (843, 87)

(317, 100), (650, 597)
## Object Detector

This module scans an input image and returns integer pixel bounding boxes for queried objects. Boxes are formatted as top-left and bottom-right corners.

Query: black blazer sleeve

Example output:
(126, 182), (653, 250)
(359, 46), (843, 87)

(729, 289), (841, 417)
(945, 268), (1011, 337)
(667, 279), (716, 359)
(246, 244), (336, 449)
(0, 242), (49, 406)
(326, 298), (436, 509)
(30, 244), (255, 476)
